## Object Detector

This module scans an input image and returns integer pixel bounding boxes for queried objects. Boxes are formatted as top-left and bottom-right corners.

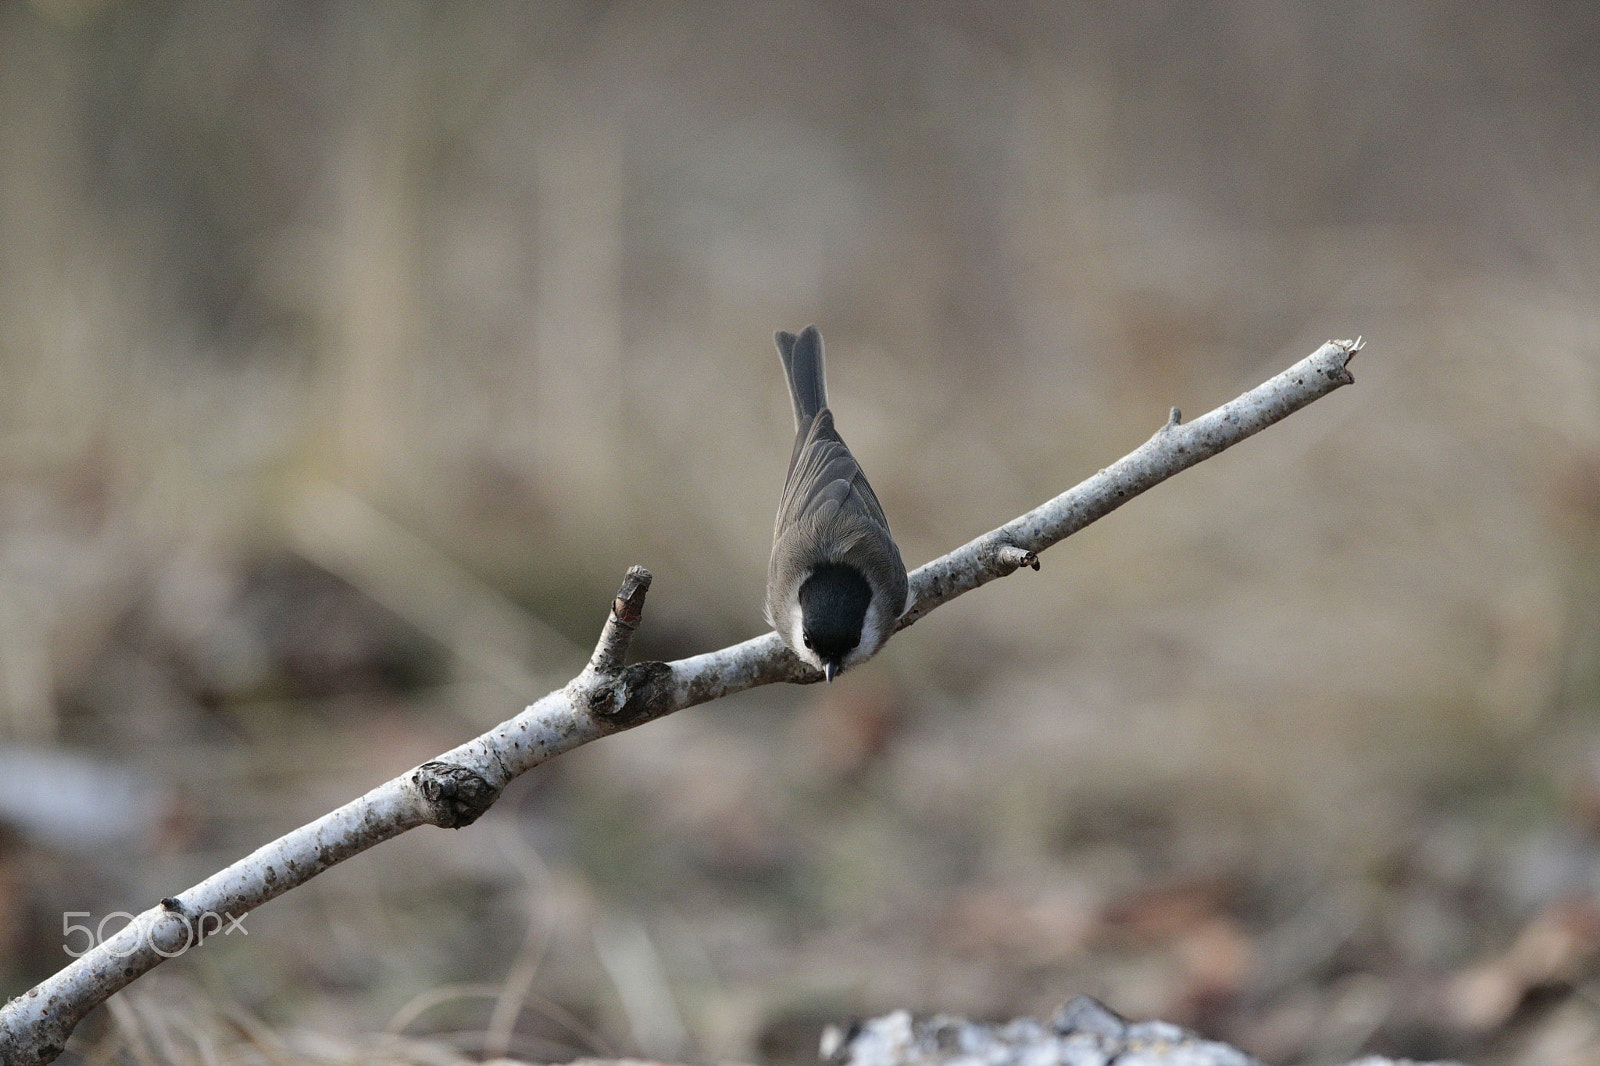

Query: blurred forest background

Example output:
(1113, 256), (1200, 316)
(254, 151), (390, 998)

(3, 2), (1600, 1064)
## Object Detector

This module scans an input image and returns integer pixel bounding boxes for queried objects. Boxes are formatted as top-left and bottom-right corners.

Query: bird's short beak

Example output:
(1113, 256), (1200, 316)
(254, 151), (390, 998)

(824, 660), (839, 683)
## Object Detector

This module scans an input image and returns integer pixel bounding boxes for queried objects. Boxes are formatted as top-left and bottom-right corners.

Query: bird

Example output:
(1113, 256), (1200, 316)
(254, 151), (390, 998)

(765, 326), (909, 681)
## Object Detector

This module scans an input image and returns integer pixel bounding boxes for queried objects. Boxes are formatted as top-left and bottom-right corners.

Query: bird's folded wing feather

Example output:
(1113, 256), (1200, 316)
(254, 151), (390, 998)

(778, 410), (893, 536)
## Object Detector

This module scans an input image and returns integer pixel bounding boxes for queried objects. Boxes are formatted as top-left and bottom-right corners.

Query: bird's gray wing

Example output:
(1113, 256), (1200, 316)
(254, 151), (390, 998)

(766, 408), (909, 630)
(776, 409), (893, 538)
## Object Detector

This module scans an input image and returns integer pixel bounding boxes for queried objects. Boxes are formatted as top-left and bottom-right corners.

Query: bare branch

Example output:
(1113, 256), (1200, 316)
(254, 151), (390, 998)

(588, 564), (653, 675)
(0, 339), (1359, 1065)
(896, 338), (1358, 627)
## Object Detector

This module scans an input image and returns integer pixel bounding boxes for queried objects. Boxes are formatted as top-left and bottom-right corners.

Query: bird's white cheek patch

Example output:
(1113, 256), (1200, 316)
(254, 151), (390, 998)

(849, 599), (890, 667)
(787, 604), (822, 671)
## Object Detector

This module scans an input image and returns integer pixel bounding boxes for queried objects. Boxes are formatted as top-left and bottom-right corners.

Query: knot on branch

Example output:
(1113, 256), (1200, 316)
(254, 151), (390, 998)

(149, 896), (241, 952)
(985, 539), (1040, 577)
(996, 544), (1040, 573)
(412, 761), (502, 828)
(586, 660), (674, 730)
(155, 898), (200, 949)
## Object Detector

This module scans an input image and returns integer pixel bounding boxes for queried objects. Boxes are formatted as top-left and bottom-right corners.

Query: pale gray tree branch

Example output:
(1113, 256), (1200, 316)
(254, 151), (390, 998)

(0, 339), (1361, 1065)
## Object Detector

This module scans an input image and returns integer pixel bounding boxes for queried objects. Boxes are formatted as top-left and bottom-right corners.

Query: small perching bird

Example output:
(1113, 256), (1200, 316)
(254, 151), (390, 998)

(765, 326), (910, 681)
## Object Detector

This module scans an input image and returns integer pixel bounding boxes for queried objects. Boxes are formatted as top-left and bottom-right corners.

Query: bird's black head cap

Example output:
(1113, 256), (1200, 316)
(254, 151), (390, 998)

(799, 564), (872, 680)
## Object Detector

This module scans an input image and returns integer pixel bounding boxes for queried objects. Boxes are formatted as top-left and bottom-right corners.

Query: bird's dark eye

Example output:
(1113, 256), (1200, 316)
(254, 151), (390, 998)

(803, 634), (813, 650)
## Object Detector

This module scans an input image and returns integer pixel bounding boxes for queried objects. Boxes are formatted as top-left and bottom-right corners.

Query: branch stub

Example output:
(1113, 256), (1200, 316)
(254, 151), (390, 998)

(412, 761), (502, 828)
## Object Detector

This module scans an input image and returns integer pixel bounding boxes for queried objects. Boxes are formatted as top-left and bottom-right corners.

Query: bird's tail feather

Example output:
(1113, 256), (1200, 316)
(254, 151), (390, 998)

(776, 325), (828, 429)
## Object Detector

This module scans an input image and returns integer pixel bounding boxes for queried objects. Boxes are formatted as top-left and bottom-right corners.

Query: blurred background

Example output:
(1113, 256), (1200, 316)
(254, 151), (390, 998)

(3, 2), (1599, 1064)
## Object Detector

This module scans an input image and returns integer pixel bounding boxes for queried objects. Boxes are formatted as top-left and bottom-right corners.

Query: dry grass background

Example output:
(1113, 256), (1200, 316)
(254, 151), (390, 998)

(3, 2), (1600, 1064)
